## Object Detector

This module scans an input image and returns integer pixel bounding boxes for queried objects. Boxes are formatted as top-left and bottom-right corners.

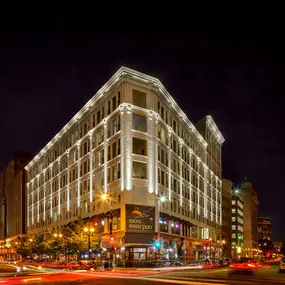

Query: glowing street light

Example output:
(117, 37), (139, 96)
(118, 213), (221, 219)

(84, 227), (95, 233)
(101, 193), (108, 201)
(159, 196), (166, 203)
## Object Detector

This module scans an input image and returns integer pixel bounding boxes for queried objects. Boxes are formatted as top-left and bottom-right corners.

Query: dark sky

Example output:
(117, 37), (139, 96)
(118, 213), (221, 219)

(0, 17), (284, 241)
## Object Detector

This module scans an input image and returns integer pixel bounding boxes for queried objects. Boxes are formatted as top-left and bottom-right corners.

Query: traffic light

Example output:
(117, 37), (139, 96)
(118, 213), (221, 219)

(110, 235), (114, 241)
(94, 221), (98, 226)
(154, 241), (162, 249)
(238, 234), (242, 240)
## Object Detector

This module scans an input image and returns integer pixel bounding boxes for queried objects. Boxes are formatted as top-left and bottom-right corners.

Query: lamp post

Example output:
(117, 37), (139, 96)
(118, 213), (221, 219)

(53, 233), (63, 261)
(100, 193), (115, 266)
(209, 238), (212, 259)
(156, 195), (166, 241)
(84, 226), (95, 260)
(101, 193), (113, 237)
(221, 239), (226, 258)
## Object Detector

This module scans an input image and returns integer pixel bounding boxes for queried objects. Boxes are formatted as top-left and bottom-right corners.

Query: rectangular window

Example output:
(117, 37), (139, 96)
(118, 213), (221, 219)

(118, 92), (121, 105)
(112, 165), (117, 181)
(101, 149), (104, 165)
(112, 119), (117, 135)
(108, 145), (111, 161)
(161, 106), (164, 120)
(118, 162), (121, 179)
(133, 138), (147, 156)
(118, 139), (121, 155)
(97, 110), (101, 124)
(161, 170), (165, 186)
(108, 101), (111, 115)
(108, 167), (111, 183)
(133, 89), (146, 108)
(133, 161), (147, 179)
(133, 114), (147, 132)
(112, 142), (116, 159)
(112, 96), (116, 111)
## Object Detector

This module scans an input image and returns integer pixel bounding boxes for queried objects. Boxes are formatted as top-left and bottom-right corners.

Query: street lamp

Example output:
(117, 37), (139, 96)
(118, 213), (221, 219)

(53, 233), (63, 261)
(84, 226), (95, 260)
(101, 193), (108, 201)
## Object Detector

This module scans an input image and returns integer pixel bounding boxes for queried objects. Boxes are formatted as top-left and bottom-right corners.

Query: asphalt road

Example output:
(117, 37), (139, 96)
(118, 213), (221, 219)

(1, 263), (285, 285)
(141, 264), (285, 284)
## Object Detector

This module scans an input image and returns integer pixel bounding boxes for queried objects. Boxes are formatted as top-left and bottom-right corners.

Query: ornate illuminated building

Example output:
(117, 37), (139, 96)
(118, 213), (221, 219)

(25, 67), (224, 260)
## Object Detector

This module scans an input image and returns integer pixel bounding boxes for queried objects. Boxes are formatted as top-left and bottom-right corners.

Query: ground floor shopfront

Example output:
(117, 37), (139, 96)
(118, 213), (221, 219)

(94, 203), (222, 263)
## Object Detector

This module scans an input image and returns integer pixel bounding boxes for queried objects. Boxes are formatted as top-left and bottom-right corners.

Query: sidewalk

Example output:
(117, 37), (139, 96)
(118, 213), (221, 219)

(106, 265), (204, 272)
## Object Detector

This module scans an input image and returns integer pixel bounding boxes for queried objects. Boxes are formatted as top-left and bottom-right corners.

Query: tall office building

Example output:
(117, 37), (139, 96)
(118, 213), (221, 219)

(257, 217), (272, 241)
(231, 188), (244, 256)
(241, 179), (259, 254)
(0, 152), (32, 259)
(221, 178), (233, 257)
(25, 67), (224, 261)
(0, 173), (6, 241)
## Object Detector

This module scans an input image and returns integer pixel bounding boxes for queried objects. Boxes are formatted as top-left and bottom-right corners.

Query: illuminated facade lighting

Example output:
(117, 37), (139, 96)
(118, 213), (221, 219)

(26, 67), (224, 244)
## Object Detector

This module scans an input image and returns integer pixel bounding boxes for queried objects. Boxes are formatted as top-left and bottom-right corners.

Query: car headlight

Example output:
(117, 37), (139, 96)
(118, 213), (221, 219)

(23, 266), (27, 271)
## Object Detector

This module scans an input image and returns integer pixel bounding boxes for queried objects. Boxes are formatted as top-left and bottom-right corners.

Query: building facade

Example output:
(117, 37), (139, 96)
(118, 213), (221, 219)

(273, 241), (283, 255)
(25, 67), (224, 261)
(0, 173), (6, 241)
(241, 179), (259, 255)
(257, 217), (272, 241)
(0, 152), (32, 259)
(231, 188), (244, 256)
(221, 178), (233, 257)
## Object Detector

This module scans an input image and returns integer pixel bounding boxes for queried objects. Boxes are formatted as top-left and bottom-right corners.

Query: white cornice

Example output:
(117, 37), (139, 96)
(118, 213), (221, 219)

(206, 115), (225, 144)
(25, 67), (211, 171)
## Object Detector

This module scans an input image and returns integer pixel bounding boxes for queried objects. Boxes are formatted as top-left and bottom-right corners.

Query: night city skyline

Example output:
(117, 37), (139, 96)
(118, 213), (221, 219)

(0, 17), (284, 243)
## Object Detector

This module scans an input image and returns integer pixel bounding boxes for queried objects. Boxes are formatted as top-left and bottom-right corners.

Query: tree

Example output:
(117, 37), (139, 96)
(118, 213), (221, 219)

(31, 234), (49, 259)
(15, 237), (33, 260)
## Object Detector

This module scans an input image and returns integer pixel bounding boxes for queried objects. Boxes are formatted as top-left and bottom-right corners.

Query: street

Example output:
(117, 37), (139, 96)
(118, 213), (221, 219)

(0, 263), (285, 284)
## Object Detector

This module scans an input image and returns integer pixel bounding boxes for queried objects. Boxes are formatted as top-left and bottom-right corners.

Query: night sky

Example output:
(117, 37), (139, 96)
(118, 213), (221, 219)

(0, 18), (284, 241)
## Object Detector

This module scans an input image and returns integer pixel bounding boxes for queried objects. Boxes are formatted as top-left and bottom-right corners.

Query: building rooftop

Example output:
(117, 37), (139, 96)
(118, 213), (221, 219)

(25, 66), (225, 171)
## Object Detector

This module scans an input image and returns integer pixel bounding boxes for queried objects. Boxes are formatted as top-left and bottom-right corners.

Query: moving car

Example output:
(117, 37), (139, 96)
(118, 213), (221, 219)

(228, 258), (257, 276)
(16, 265), (28, 272)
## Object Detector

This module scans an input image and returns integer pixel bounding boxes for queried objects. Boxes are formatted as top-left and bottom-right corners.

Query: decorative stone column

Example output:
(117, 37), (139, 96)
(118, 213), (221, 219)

(57, 158), (61, 215)
(66, 150), (70, 211)
(147, 110), (156, 194)
(76, 142), (81, 208)
(103, 119), (108, 193)
(89, 132), (93, 202)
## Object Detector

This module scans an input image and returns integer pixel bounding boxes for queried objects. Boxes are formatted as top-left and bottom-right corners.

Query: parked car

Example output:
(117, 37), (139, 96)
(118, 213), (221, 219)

(278, 259), (285, 273)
